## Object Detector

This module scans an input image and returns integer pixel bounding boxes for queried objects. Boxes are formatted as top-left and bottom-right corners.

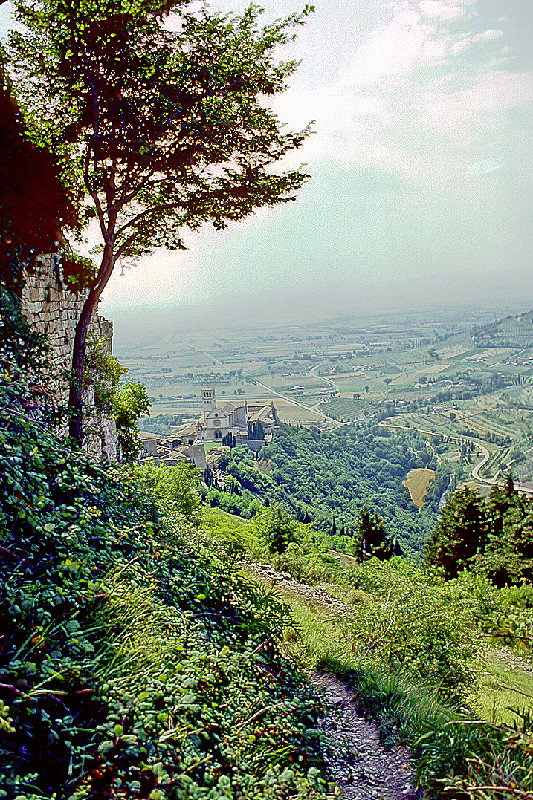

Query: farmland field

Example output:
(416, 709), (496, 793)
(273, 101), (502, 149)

(113, 304), (533, 486)
(403, 468), (436, 508)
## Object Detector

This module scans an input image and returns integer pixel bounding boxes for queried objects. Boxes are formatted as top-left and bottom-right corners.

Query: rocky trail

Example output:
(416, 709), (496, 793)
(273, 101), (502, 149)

(311, 672), (422, 800)
(247, 562), (422, 799)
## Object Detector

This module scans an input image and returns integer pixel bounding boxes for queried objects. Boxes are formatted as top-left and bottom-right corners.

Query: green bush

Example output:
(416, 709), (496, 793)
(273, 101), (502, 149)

(255, 505), (300, 554)
(130, 460), (202, 523)
(0, 289), (328, 798)
(342, 559), (482, 699)
(112, 381), (151, 460)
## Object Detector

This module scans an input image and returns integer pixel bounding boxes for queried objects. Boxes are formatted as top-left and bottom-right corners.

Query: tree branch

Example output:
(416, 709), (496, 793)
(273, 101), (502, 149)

(84, 143), (112, 245)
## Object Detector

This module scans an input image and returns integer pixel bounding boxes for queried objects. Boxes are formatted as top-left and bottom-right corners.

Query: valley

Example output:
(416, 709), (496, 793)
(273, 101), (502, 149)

(117, 305), (533, 495)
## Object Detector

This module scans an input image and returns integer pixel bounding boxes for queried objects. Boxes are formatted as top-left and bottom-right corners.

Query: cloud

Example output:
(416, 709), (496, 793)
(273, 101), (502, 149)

(418, 1), (467, 20)
(472, 29), (504, 42)
(421, 70), (533, 133)
(464, 159), (502, 175)
(341, 7), (435, 88)
(277, 1), (525, 181)
(450, 28), (504, 55)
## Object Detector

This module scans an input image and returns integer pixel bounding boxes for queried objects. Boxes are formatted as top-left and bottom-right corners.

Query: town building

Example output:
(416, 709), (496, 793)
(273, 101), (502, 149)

(176, 387), (278, 446)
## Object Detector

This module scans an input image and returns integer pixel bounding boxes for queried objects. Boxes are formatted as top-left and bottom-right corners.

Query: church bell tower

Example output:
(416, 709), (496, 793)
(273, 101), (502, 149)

(202, 387), (216, 420)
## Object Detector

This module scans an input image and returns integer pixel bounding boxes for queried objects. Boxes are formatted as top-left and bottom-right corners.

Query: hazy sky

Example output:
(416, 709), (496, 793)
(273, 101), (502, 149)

(3, 1), (533, 315)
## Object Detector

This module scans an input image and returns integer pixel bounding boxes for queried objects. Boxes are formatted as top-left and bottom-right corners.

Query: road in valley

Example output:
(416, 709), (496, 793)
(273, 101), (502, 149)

(379, 419), (533, 497)
(186, 343), (341, 426)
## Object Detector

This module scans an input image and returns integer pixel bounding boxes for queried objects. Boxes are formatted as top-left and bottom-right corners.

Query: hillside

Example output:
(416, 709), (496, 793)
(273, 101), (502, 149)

(0, 290), (326, 799)
(204, 424), (459, 555)
(2, 287), (533, 800)
(201, 503), (533, 799)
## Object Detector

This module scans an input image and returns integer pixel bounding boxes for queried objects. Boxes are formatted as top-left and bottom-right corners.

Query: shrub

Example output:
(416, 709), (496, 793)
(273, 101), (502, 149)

(0, 288), (330, 798)
(255, 504), (300, 554)
(129, 460), (202, 523)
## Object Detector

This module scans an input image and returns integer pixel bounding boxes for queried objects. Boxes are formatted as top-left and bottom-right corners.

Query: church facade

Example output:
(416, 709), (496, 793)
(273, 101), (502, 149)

(200, 387), (248, 441)
(176, 387), (277, 445)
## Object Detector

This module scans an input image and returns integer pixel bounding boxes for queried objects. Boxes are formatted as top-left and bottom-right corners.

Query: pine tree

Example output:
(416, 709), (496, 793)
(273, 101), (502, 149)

(354, 506), (393, 562)
(426, 486), (489, 579)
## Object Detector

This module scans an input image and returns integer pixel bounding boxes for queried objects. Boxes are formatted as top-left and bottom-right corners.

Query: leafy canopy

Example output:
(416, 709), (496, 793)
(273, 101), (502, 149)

(112, 380), (151, 460)
(8, 0), (313, 263)
(8, 0), (313, 442)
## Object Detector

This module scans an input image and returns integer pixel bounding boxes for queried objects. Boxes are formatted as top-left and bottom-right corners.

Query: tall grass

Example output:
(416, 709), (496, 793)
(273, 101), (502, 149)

(202, 507), (533, 800)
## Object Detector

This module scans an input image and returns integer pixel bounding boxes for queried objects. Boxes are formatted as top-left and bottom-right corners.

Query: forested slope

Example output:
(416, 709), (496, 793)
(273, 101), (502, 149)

(208, 425), (449, 554)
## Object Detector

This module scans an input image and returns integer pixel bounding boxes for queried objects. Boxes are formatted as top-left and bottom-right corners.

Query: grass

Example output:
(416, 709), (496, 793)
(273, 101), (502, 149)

(203, 505), (262, 553)
(277, 593), (358, 671)
(204, 440), (225, 453)
(472, 651), (533, 726)
(201, 507), (533, 798)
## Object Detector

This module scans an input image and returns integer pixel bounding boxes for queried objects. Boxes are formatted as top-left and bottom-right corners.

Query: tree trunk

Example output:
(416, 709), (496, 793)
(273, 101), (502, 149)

(68, 246), (114, 445)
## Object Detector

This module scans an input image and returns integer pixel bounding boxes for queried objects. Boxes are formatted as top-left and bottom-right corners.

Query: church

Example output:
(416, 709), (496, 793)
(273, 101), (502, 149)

(176, 387), (278, 446)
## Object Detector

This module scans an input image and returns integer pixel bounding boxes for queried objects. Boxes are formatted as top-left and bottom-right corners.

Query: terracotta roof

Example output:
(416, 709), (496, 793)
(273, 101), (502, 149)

(177, 421), (200, 437)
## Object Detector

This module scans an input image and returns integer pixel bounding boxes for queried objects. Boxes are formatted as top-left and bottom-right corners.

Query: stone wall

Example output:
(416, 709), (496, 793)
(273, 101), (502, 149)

(21, 253), (118, 461)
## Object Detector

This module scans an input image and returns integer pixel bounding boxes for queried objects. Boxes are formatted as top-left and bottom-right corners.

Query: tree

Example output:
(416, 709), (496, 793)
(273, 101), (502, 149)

(112, 381), (151, 460)
(475, 477), (533, 586)
(354, 505), (393, 561)
(85, 335), (128, 413)
(222, 431), (236, 448)
(0, 49), (79, 286)
(426, 486), (489, 580)
(257, 504), (299, 554)
(8, 0), (312, 443)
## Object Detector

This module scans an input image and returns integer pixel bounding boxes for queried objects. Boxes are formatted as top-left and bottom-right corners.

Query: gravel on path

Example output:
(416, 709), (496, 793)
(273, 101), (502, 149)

(245, 561), (425, 798)
(310, 672), (424, 800)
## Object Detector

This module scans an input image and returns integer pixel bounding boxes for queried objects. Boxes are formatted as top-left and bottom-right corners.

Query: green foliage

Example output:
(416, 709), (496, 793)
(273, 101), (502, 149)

(61, 249), (96, 290)
(354, 506), (395, 561)
(215, 425), (437, 553)
(0, 283), (46, 374)
(427, 481), (533, 587)
(427, 486), (489, 580)
(9, 0), (312, 256)
(202, 489), (533, 799)
(341, 559), (482, 698)
(284, 558), (532, 799)
(85, 336), (128, 413)
(130, 460), (201, 523)
(0, 293), (328, 798)
(255, 504), (300, 554)
(0, 295), (156, 796)
(138, 413), (177, 436)
(112, 381), (151, 460)
(472, 581), (533, 656)
(6, 0), (313, 284)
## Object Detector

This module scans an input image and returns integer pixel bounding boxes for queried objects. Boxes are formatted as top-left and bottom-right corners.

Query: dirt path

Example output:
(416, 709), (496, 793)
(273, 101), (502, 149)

(310, 672), (422, 800)
(246, 562), (423, 798)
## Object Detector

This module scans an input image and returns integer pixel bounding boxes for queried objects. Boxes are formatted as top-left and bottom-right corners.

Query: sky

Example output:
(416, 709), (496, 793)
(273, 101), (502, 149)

(2, 0), (533, 319)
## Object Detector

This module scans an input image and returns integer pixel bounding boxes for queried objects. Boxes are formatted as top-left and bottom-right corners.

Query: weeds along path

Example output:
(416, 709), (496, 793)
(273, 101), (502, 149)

(247, 563), (422, 799)
(311, 673), (422, 800)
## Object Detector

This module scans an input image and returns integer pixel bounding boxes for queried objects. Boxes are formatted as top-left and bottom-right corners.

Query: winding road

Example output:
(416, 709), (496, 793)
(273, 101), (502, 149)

(379, 419), (533, 497)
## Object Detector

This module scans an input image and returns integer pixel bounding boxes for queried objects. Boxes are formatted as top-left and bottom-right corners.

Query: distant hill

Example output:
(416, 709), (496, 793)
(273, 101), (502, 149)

(473, 310), (533, 348)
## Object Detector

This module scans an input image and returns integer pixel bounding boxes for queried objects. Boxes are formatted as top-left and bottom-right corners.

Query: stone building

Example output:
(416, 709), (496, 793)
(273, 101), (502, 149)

(176, 387), (278, 446)
(20, 253), (118, 461)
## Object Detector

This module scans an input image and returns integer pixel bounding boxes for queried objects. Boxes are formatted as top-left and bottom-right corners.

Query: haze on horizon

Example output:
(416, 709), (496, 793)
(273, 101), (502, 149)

(2, 1), (532, 320)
